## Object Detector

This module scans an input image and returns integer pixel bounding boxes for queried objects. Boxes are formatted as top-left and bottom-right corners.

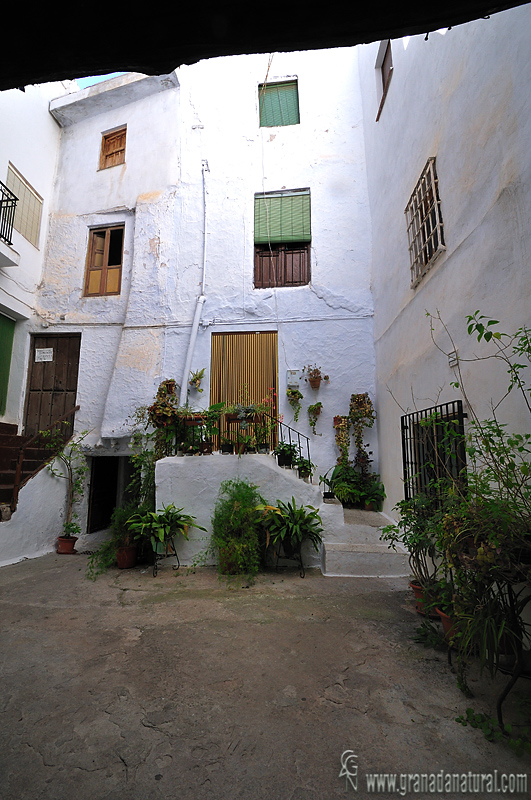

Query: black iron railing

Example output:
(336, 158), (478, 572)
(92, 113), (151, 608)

(401, 399), (467, 502)
(0, 181), (18, 246)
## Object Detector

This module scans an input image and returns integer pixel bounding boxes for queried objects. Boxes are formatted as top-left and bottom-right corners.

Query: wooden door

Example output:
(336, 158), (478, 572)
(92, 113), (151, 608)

(24, 333), (81, 437)
(211, 331), (278, 445)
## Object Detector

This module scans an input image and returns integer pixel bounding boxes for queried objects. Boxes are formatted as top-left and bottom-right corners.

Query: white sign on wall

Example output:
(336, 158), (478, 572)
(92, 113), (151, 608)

(35, 348), (54, 362)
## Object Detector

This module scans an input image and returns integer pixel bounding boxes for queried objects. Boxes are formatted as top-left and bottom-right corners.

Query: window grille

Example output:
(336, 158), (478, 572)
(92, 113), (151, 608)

(401, 400), (467, 501)
(404, 157), (445, 286)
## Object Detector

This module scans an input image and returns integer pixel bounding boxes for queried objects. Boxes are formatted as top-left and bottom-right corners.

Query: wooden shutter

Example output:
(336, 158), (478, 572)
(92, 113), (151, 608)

(0, 313), (16, 414)
(100, 127), (126, 169)
(84, 226), (124, 296)
(259, 81), (299, 127)
(254, 190), (311, 244)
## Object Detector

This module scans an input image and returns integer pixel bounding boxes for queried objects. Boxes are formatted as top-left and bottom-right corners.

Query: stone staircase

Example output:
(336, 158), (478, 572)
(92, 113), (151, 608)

(0, 422), (50, 516)
(321, 500), (409, 578)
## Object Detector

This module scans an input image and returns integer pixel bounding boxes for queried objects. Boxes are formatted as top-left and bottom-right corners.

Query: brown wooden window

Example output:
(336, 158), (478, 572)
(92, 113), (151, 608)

(99, 126), (126, 170)
(254, 189), (311, 288)
(254, 243), (311, 288)
(84, 225), (124, 296)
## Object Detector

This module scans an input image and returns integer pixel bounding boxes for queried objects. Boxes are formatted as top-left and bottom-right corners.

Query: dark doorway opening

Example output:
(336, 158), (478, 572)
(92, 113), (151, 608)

(87, 456), (133, 533)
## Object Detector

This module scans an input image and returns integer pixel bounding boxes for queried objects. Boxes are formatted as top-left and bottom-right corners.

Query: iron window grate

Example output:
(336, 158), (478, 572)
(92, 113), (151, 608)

(401, 400), (467, 501)
(405, 157), (445, 287)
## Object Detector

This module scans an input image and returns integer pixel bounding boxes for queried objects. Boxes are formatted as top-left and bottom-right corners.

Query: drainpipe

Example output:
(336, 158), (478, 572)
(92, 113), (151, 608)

(179, 159), (209, 407)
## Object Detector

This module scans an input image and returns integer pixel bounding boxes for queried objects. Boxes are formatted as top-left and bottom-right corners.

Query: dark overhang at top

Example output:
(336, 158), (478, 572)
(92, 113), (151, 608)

(1, 1), (529, 92)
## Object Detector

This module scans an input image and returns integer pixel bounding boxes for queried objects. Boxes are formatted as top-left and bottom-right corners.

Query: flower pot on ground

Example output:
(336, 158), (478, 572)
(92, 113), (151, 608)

(409, 579), (439, 618)
(57, 535), (78, 554)
(116, 544), (137, 569)
(258, 497), (324, 578)
(436, 607), (459, 646)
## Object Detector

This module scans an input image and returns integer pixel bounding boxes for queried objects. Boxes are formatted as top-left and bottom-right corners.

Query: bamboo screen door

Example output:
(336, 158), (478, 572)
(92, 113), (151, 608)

(210, 331), (278, 446)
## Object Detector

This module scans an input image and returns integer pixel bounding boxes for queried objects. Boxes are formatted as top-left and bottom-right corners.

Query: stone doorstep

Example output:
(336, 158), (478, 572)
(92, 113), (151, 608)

(323, 542), (409, 578)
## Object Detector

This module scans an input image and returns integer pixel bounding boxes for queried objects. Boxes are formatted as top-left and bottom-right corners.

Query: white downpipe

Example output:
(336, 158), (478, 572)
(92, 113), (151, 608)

(179, 160), (209, 406)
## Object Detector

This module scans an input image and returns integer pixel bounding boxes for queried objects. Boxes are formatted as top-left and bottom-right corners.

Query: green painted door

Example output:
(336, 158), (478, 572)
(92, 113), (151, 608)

(0, 313), (16, 415)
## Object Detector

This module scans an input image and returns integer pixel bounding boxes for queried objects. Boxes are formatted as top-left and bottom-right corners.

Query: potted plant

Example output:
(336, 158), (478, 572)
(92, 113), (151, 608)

(211, 479), (264, 576)
(43, 429), (90, 554)
(286, 388), (303, 422)
(86, 502), (146, 579)
(127, 503), (206, 576)
(302, 365), (330, 390)
(381, 492), (441, 614)
(273, 441), (299, 468)
(189, 367), (206, 393)
(200, 401), (225, 453)
(307, 401), (322, 435)
(295, 455), (315, 481)
(258, 497), (324, 576)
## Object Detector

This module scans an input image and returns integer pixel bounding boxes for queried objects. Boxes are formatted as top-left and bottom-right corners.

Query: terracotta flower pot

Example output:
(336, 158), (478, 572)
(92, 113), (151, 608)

(308, 377), (321, 390)
(116, 544), (137, 569)
(409, 580), (437, 618)
(436, 608), (459, 645)
(57, 536), (78, 554)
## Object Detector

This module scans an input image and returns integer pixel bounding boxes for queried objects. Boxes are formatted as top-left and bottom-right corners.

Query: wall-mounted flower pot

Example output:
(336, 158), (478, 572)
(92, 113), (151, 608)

(308, 377), (321, 390)
(117, 544), (137, 570)
(57, 536), (78, 554)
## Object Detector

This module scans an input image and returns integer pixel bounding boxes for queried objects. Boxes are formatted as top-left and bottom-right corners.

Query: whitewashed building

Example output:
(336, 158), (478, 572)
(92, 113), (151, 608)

(0, 4), (530, 565)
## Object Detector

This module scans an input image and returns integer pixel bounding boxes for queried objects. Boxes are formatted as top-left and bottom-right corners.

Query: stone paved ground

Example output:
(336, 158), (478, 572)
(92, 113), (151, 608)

(0, 553), (529, 799)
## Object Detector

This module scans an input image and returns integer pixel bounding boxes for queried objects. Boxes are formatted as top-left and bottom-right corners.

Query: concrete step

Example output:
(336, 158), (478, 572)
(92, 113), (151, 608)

(323, 541), (409, 577)
(321, 504), (409, 578)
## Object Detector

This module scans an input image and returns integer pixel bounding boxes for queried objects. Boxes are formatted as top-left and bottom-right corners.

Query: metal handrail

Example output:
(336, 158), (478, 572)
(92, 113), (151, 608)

(11, 405), (80, 511)
(0, 180), (18, 246)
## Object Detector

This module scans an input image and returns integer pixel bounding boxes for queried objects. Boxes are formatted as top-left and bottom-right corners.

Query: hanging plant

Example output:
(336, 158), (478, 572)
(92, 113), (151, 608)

(349, 393), (376, 473)
(302, 365), (330, 390)
(189, 367), (206, 393)
(287, 388), (303, 422)
(307, 402), (322, 435)
(333, 415), (351, 464)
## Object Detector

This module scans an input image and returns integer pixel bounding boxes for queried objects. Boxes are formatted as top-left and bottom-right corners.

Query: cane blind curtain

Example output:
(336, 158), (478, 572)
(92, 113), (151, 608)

(254, 189), (311, 245)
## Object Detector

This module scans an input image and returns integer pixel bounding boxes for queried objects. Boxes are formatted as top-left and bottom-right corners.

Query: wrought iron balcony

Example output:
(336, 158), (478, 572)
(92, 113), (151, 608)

(0, 180), (18, 246)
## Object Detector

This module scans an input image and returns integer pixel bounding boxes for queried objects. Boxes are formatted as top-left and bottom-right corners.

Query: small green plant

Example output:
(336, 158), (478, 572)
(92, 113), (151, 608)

(44, 428), (90, 538)
(307, 401), (322, 435)
(127, 503), (205, 555)
(211, 479), (265, 576)
(273, 440), (299, 466)
(258, 497), (324, 555)
(295, 455), (315, 478)
(456, 707), (531, 756)
(286, 388), (303, 422)
(86, 502), (147, 580)
(189, 367), (206, 392)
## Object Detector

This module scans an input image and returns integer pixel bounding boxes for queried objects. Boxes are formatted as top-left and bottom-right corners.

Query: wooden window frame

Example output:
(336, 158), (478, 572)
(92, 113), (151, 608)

(84, 225), (124, 297)
(99, 126), (127, 170)
(254, 242), (311, 288)
(375, 40), (393, 122)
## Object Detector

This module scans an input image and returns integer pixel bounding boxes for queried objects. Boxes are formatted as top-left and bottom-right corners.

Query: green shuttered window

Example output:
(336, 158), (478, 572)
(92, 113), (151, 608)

(254, 189), (311, 288)
(0, 313), (16, 415)
(254, 189), (311, 244)
(259, 81), (300, 127)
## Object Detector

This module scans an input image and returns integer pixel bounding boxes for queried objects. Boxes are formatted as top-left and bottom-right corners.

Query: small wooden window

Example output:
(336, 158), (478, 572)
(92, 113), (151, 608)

(84, 226), (124, 296)
(254, 243), (310, 288)
(99, 126), (126, 170)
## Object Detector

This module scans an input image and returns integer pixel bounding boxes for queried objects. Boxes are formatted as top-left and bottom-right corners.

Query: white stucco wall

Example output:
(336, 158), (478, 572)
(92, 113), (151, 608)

(358, 7), (531, 515)
(0, 81), (74, 426)
(35, 50), (376, 487)
(0, 462), (68, 567)
(156, 454), (335, 569)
